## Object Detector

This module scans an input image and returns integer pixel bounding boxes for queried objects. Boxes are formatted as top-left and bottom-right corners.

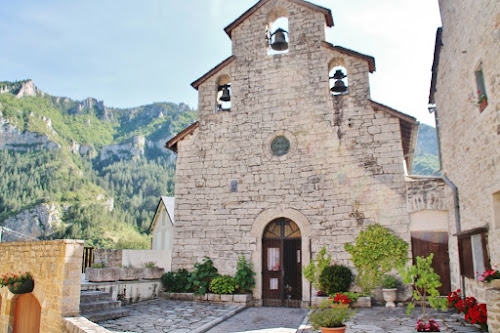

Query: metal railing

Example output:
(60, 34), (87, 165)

(82, 247), (95, 273)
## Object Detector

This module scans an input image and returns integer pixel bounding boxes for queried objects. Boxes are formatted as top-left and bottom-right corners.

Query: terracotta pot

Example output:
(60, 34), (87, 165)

(8, 278), (34, 294)
(320, 325), (347, 333)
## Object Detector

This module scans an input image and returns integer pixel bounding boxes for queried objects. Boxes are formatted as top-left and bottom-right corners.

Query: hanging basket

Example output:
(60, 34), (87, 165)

(8, 278), (34, 294)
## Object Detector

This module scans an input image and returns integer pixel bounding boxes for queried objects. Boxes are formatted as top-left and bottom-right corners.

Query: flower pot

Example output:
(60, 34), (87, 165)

(320, 325), (347, 333)
(490, 279), (500, 289)
(8, 278), (34, 294)
(382, 288), (397, 308)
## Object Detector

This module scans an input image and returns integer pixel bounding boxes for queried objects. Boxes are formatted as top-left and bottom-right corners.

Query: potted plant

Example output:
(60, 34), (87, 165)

(399, 254), (447, 332)
(345, 224), (408, 294)
(308, 298), (356, 333)
(304, 246), (331, 296)
(380, 274), (398, 308)
(0, 272), (34, 294)
(477, 265), (500, 289)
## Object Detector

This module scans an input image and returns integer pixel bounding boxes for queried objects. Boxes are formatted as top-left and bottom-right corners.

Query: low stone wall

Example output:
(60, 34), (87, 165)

(161, 292), (253, 306)
(93, 249), (170, 271)
(487, 288), (500, 333)
(0, 240), (83, 333)
(81, 280), (162, 305)
(64, 317), (112, 333)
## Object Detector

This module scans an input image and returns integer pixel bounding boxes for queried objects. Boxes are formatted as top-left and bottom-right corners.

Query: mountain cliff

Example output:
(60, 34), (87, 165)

(0, 80), (196, 247)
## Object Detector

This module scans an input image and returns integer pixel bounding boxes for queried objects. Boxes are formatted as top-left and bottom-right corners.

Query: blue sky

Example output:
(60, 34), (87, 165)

(0, 1), (441, 125)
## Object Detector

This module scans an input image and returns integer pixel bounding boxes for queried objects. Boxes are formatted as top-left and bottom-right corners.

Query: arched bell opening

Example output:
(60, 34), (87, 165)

(216, 74), (231, 112)
(266, 7), (289, 55)
(262, 218), (302, 307)
(328, 63), (349, 96)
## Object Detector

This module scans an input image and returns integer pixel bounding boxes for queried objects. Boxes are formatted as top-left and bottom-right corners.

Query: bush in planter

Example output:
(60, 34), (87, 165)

(303, 246), (331, 291)
(161, 269), (191, 292)
(380, 274), (398, 289)
(210, 275), (236, 295)
(187, 256), (219, 295)
(308, 298), (357, 330)
(234, 254), (256, 293)
(319, 264), (353, 295)
(344, 223), (408, 293)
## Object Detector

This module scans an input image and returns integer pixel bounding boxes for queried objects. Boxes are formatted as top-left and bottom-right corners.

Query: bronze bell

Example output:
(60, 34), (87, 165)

(271, 28), (288, 51)
(331, 80), (347, 93)
(332, 69), (346, 80)
(219, 85), (231, 102)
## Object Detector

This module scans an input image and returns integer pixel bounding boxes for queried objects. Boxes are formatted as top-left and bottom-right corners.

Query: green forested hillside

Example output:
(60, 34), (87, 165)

(411, 123), (440, 175)
(0, 80), (196, 248)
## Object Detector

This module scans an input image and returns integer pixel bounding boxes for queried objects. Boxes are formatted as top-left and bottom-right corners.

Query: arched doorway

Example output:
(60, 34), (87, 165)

(262, 218), (302, 307)
(13, 294), (41, 333)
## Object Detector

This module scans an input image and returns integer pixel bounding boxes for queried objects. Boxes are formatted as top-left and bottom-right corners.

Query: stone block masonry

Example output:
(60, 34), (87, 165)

(0, 240), (83, 333)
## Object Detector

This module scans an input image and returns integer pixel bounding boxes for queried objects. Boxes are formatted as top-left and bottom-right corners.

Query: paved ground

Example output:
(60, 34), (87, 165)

(207, 307), (308, 333)
(97, 299), (483, 333)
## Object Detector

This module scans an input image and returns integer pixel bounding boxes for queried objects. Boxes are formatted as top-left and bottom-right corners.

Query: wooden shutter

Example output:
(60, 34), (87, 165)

(458, 235), (474, 278)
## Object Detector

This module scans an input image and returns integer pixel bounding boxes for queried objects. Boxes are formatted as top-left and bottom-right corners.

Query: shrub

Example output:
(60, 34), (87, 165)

(161, 269), (190, 292)
(210, 275), (236, 295)
(303, 246), (331, 290)
(344, 223), (409, 293)
(319, 264), (353, 295)
(144, 262), (157, 268)
(234, 254), (256, 293)
(187, 256), (219, 295)
(308, 298), (356, 329)
(381, 274), (398, 289)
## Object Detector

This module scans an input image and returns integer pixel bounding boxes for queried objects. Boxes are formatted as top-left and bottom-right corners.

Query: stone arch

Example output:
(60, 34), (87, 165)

(266, 7), (289, 54)
(251, 207), (311, 304)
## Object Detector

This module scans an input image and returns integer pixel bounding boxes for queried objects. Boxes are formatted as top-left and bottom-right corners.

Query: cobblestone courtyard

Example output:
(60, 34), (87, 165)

(97, 299), (483, 333)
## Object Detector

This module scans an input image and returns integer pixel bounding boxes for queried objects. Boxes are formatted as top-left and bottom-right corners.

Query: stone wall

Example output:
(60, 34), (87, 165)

(93, 249), (170, 271)
(487, 288), (500, 333)
(434, 0), (500, 299)
(173, 0), (412, 302)
(0, 240), (83, 333)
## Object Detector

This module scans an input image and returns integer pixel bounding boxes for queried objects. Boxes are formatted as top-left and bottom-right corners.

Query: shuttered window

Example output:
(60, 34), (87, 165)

(457, 228), (490, 279)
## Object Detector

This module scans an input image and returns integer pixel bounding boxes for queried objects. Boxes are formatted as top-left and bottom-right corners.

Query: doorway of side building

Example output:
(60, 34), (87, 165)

(262, 218), (302, 307)
(411, 231), (451, 295)
(13, 293), (41, 333)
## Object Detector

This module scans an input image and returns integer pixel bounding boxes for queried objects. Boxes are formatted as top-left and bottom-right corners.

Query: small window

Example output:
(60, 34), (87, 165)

(267, 8), (289, 55)
(475, 66), (488, 112)
(457, 228), (490, 278)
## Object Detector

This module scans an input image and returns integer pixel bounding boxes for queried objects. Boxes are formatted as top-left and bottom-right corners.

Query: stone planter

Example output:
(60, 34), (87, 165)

(382, 288), (397, 308)
(490, 279), (500, 289)
(86, 267), (120, 282)
(351, 296), (371, 308)
(119, 267), (143, 281)
(143, 267), (165, 280)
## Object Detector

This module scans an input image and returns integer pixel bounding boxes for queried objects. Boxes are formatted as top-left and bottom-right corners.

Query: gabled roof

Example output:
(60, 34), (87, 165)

(321, 42), (376, 73)
(191, 56), (236, 90)
(148, 196), (175, 232)
(224, 0), (334, 38)
(369, 100), (419, 173)
(166, 122), (199, 153)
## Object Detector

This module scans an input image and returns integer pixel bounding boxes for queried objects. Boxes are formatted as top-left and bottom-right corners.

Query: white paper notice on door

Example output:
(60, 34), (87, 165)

(267, 248), (280, 271)
(270, 278), (279, 290)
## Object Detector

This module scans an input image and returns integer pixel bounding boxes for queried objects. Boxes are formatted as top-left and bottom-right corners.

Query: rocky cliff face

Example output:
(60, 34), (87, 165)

(0, 111), (61, 151)
(0, 204), (61, 241)
(100, 135), (146, 161)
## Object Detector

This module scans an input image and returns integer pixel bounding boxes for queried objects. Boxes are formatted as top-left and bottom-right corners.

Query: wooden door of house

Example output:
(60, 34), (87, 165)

(262, 218), (302, 307)
(13, 294), (41, 333)
(411, 231), (451, 295)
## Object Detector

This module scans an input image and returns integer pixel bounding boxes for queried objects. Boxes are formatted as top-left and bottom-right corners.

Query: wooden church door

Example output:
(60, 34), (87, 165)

(262, 218), (302, 307)
(13, 293), (41, 333)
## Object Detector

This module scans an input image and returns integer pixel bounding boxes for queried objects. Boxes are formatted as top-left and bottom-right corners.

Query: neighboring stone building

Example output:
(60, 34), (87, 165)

(148, 196), (175, 271)
(429, 0), (500, 298)
(167, 0), (422, 307)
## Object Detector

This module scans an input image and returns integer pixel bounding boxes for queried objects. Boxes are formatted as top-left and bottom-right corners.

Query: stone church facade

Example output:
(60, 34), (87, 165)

(167, 0), (422, 306)
(430, 0), (500, 313)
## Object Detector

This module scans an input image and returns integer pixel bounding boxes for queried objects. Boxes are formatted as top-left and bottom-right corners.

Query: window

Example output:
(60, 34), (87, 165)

(267, 8), (289, 55)
(457, 228), (490, 278)
(475, 66), (488, 112)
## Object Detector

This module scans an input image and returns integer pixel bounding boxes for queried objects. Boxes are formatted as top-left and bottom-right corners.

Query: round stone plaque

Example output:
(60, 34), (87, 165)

(271, 136), (290, 156)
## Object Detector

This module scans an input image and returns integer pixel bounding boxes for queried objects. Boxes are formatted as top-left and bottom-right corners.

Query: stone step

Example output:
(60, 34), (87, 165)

(80, 300), (121, 314)
(84, 308), (131, 323)
(80, 290), (113, 303)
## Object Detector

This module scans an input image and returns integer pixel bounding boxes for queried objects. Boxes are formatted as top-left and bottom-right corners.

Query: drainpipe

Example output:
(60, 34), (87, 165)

(429, 105), (464, 293)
